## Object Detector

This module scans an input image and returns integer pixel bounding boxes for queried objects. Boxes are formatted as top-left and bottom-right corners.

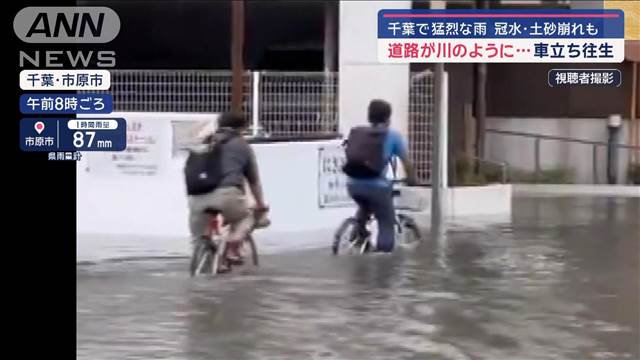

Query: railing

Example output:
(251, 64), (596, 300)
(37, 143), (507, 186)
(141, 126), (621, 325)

(90, 69), (438, 183)
(103, 70), (253, 114)
(486, 128), (640, 184)
(257, 71), (338, 138)
(88, 70), (340, 139)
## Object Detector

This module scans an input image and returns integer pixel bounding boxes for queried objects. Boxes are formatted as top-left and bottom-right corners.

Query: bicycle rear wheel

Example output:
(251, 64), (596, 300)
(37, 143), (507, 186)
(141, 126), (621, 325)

(240, 236), (259, 266)
(333, 217), (370, 255)
(396, 214), (423, 249)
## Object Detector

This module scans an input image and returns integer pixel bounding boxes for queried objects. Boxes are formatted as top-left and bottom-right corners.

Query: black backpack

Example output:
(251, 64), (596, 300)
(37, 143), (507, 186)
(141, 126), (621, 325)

(342, 126), (388, 178)
(184, 134), (236, 195)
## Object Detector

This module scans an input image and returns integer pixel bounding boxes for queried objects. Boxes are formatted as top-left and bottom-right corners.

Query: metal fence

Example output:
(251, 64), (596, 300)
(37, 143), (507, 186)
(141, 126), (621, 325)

(408, 71), (435, 185)
(105, 70), (253, 114)
(96, 70), (339, 138)
(91, 69), (436, 182)
(259, 71), (338, 137)
(487, 129), (640, 184)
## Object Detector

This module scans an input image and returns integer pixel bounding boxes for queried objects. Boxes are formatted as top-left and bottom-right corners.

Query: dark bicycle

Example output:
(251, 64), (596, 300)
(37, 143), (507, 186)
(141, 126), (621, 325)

(332, 180), (423, 255)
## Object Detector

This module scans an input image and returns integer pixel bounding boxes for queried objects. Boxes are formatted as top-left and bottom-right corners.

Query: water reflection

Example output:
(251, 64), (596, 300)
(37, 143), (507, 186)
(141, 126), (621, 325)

(78, 197), (639, 360)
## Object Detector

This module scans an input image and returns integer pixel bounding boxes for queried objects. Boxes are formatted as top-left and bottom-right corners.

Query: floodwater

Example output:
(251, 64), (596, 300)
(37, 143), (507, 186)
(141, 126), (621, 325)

(77, 196), (639, 360)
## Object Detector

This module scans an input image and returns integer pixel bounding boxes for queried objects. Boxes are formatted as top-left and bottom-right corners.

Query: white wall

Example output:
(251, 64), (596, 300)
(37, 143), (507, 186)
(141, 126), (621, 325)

(398, 184), (512, 223)
(339, 1), (410, 138)
(514, 184), (640, 197)
(77, 140), (354, 236)
(485, 117), (634, 184)
(76, 113), (356, 257)
(76, 113), (513, 260)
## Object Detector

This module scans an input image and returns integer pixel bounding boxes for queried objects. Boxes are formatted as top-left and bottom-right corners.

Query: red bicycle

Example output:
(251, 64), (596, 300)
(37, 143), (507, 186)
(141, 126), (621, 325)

(190, 208), (268, 277)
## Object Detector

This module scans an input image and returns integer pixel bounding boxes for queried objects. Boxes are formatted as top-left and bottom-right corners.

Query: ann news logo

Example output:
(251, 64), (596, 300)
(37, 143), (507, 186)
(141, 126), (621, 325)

(14, 7), (120, 43)
(14, 7), (119, 68)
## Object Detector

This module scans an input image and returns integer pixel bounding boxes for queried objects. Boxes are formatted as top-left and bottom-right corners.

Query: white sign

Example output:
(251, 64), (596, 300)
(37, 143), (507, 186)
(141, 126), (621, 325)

(170, 119), (216, 158)
(87, 117), (166, 176)
(318, 145), (352, 208)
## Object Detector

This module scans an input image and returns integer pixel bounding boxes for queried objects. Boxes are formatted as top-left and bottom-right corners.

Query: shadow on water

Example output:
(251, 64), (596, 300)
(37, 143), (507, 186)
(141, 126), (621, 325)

(77, 197), (639, 360)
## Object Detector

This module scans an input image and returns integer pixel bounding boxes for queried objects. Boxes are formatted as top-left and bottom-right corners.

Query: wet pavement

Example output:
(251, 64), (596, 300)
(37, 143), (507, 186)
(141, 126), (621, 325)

(77, 196), (639, 360)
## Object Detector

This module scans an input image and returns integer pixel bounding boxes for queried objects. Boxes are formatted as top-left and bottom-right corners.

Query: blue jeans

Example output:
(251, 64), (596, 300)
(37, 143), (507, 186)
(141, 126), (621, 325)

(347, 182), (395, 252)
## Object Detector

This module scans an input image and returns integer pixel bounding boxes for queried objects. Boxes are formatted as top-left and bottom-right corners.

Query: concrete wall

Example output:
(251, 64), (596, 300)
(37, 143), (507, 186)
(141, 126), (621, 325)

(76, 113), (355, 258)
(77, 141), (354, 237)
(398, 184), (512, 221)
(77, 138), (356, 256)
(485, 117), (635, 184)
(339, 1), (410, 138)
(76, 112), (512, 260)
(514, 184), (640, 197)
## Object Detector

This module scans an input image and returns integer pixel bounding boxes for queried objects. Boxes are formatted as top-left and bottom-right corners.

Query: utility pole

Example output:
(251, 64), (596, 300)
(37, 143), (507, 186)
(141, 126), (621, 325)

(431, 63), (446, 236)
(231, 0), (245, 115)
(323, 1), (337, 133)
(474, 0), (488, 160)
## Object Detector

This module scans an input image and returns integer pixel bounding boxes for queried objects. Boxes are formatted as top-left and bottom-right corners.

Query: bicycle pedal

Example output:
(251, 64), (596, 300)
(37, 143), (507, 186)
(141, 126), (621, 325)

(226, 257), (244, 266)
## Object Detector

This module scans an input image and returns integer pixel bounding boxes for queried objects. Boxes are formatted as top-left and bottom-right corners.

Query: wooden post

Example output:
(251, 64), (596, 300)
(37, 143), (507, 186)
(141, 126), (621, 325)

(323, 1), (336, 74)
(474, 0), (489, 163)
(231, 0), (245, 115)
(323, 1), (337, 133)
(631, 61), (638, 164)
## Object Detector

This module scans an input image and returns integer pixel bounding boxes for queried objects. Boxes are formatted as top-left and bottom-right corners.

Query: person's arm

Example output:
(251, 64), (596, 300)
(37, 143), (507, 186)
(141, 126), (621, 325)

(394, 132), (418, 186)
(244, 146), (268, 209)
(399, 152), (417, 186)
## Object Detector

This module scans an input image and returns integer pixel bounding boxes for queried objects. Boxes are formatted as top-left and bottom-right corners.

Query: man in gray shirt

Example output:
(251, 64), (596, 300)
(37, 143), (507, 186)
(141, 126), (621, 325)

(187, 113), (268, 260)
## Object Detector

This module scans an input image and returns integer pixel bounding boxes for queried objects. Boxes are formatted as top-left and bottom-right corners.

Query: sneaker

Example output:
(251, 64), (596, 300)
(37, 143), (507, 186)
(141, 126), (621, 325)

(254, 215), (271, 229)
(225, 242), (244, 265)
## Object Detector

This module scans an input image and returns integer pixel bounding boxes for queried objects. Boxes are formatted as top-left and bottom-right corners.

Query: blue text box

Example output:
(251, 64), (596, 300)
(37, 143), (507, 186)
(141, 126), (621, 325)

(20, 118), (126, 152)
(20, 93), (113, 114)
(378, 9), (624, 39)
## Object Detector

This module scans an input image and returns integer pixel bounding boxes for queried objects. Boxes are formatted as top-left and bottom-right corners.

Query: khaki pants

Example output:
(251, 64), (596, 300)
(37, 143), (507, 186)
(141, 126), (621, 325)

(188, 186), (252, 243)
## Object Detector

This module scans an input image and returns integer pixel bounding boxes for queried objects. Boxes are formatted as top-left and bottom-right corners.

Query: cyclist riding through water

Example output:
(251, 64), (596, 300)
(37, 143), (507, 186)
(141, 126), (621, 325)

(342, 99), (417, 253)
(185, 112), (269, 268)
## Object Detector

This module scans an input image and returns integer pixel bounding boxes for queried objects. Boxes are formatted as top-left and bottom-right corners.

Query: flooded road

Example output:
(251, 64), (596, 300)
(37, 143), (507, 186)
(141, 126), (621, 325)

(77, 196), (639, 360)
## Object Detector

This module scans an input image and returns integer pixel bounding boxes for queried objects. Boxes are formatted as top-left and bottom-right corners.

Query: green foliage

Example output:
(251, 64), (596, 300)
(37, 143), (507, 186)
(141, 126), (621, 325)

(451, 155), (575, 186)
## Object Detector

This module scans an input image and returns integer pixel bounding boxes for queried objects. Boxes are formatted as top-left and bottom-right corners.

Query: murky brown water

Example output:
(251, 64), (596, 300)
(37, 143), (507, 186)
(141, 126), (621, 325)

(77, 196), (639, 360)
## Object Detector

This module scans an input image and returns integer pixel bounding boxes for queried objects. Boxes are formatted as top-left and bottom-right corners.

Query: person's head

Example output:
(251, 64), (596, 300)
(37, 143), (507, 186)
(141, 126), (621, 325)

(217, 112), (247, 130)
(368, 99), (392, 125)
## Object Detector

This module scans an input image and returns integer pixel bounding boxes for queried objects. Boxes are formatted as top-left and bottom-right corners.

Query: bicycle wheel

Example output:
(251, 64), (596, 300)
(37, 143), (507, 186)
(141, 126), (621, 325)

(190, 238), (213, 277)
(332, 217), (368, 255)
(241, 236), (259, 266)
(396, 214), (423, 249)
(210, 238), (227, 276)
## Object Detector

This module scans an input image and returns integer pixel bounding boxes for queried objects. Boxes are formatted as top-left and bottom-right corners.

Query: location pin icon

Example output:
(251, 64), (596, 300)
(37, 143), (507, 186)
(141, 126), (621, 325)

(34, 121), (45, 134)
